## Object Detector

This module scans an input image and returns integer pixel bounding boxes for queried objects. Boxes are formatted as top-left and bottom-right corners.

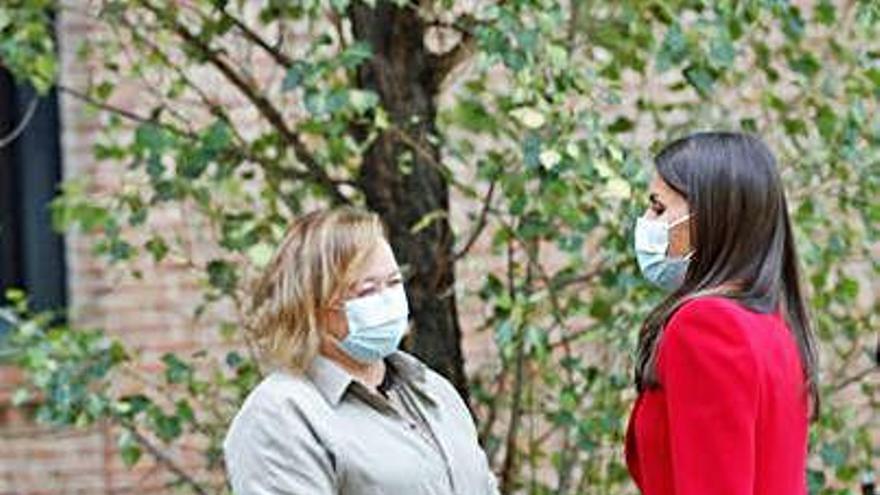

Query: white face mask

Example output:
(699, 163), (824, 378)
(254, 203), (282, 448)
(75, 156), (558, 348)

(339, 284), (410, 362)
(633, 214), (692, 291)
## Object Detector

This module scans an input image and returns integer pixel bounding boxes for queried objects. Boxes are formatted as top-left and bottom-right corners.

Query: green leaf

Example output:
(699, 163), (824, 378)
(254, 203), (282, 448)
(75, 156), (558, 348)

(148, 407), (182, 443)
(815, 105), (836, 141)
(339, 42), (372, 68)
(780, 6), (806, 40)
(282, 61), (309, 91)
(807, 468), (827, 492)
(789, 53), (820, 77)
(838, 278), (859, 303)
(203, 121), (231, 152)
(819, 440), (848, 468)
(115, 394), (151, 419)
(523, 133), (542, 169)
(118, 430), (142, 467)
(348, 89), (379, 114)
(683, 65), (715, 96)
(175, 399), (195, 424)
(656, 23), (688, 71)
(709, 32), (736, 69)
(144, 236), (169, 263)
(134, 123), (167, 154)
(607, 116), (634, 134)
(510, 107), (546, 129)
(410, 210), (447, 234)
(450, 100), (498, 134)
(816, 0), (836, 25)
(11, 388), (30, 406)
(94, 81), (115, 100)
(225, 351), (243, 369)
(330, 0), (350, 12)
(161, 353), (192, 385)
(246, 243), (274, 268)
(206, 259), (239, 295)
(177, 150), (210, 180)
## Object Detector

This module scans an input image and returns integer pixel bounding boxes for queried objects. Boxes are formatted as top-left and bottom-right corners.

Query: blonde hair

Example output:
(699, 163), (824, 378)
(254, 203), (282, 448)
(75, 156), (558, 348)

(249, 207), (386, 372)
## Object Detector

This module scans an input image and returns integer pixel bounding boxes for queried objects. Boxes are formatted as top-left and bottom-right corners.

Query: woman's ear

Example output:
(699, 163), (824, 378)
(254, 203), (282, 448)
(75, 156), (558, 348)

(321, 304), (348, 341)
(668, 216), (692, 258)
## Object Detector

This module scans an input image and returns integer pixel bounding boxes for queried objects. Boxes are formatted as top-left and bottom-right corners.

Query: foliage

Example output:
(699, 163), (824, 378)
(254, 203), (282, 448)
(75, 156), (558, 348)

(0, 0), (56, 93)
(1, 289), (261, 494)
(1, 0), (878, 494)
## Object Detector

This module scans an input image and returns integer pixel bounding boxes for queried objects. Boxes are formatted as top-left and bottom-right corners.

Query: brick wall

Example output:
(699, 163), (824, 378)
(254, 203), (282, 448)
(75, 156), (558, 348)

(0, 5), (232, 493)
(1, 1), (875, 494)
(0, 3), (498, 493)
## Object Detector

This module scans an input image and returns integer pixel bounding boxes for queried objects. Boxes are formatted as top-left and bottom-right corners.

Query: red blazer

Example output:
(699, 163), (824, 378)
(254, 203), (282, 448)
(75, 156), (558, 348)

(626, 297), (809, 495)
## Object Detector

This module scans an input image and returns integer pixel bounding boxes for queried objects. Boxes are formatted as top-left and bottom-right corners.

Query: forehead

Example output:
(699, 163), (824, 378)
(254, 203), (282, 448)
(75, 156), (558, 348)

(353, 239), (399, 281)
(649, 174), (677, 197)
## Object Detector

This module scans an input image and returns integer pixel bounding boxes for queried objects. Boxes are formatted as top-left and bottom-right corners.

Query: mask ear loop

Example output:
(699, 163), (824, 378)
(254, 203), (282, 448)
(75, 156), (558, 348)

(667, 213), (691, 228)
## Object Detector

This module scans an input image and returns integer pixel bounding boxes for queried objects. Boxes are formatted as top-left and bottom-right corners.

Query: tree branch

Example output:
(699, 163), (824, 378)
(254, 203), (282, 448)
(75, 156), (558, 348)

(122, 423), (210, 495)
(217, 6), (294, 67)
(477, 363), (507, 453)
(112, 14), (329, 210)
(59, 83), (327, 198)
(58, 84), (190, 136)
(138, 0), (350, 205)
(831, 365), (878, 393)
(499, 229), (526, 493)
(454, 178), (496, 260)
(428, 16), (478, 87)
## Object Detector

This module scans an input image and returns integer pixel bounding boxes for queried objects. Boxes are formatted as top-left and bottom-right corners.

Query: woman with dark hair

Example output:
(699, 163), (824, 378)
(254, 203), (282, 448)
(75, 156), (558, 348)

(625, 132), (819, 495)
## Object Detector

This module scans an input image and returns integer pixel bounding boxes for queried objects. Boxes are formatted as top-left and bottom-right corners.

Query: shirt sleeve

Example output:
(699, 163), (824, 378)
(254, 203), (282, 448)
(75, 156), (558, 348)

(659, 298), (759, 495)
(223, 398), (336, 495)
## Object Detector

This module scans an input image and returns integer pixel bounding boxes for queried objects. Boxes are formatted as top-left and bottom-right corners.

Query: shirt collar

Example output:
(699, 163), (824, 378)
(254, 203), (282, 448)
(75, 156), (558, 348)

(306, 351), (433, 407)
(306, 354), (353, 406)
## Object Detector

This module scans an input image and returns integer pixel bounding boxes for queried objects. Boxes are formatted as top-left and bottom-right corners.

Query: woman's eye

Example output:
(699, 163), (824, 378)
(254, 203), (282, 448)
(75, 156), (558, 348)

(389, 278), (402, 286)
(356, 286), (379, 298)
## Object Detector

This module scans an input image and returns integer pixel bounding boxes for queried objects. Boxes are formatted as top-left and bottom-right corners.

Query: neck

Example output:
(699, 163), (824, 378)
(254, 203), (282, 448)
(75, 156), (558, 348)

(320, 340), (386, 390)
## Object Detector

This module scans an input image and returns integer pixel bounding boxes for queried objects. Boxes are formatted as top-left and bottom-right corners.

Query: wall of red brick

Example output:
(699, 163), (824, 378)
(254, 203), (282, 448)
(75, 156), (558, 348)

(0, 4), (498, 494)
(0, 5), (227, 493)
(4, 2), (873, 494)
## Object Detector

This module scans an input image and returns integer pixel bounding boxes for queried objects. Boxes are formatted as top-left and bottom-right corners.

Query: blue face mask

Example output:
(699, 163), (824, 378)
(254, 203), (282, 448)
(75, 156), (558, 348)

(339, 284), (409, 362)
(634, 215), (692, 291)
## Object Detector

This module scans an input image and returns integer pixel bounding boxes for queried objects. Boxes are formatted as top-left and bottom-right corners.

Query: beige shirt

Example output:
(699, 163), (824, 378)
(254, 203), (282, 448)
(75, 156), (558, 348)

(223, 351), (499, 495)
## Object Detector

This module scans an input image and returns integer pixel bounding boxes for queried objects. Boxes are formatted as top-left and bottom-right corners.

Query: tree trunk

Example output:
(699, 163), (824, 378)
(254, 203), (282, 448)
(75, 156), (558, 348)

(350, 3), (468, 400)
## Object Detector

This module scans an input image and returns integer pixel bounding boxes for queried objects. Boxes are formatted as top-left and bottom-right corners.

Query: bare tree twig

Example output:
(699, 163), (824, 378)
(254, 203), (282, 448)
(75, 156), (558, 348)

(216, 6), (294, 67)
(454, 179), (497, 260)
(831, 366), (878, 393)
(477, 363), (507, 450)
(328, 9), (349, 53)
(499, 226), (527, 494)
(58, 84), (192, 136)
(123, 424), (210, 495)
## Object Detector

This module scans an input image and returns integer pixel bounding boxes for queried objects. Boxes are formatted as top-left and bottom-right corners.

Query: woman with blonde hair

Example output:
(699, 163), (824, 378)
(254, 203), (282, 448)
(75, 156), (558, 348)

(223, 207), (498, 495)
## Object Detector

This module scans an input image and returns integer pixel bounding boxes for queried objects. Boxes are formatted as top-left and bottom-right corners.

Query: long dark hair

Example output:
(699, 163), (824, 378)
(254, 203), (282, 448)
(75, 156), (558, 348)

(635, 131), (820, 417)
